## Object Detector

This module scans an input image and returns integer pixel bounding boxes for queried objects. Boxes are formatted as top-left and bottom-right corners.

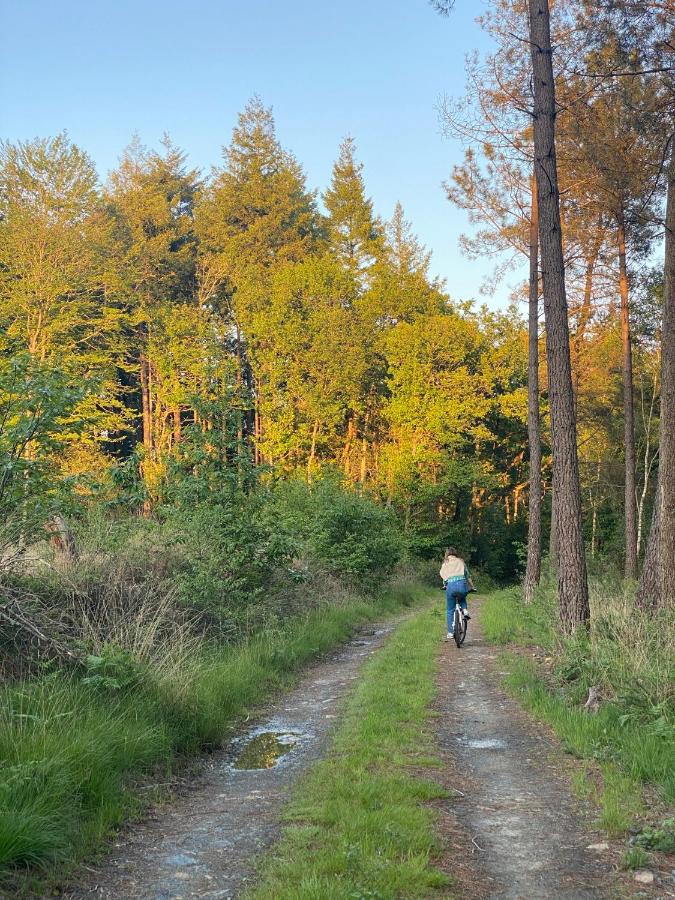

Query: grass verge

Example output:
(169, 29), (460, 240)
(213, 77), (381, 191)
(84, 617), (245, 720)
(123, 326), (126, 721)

(480, 587), (674, 837)
(0, 580), (426, 893)
(248, 600), (450, 900)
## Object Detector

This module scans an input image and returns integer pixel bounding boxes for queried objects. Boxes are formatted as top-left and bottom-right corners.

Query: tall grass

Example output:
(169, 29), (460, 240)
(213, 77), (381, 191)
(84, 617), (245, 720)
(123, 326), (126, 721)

(0, 576), (426, 890)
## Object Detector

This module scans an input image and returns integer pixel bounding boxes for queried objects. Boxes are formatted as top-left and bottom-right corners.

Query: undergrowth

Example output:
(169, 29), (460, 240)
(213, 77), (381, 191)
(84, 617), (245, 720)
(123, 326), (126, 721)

(248, 601), (450, 899)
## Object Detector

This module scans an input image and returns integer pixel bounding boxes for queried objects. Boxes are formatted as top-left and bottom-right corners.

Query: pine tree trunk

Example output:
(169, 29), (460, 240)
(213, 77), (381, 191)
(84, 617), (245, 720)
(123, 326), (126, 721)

(549, 491), (558, 565)
(617, 207), (638, 579)
(528, 0), (589, 633)
(524, 171), (542, 603)
(637, 477), (661, 609)
(657, 137), (675, 608)
(573, 220), (602, 398)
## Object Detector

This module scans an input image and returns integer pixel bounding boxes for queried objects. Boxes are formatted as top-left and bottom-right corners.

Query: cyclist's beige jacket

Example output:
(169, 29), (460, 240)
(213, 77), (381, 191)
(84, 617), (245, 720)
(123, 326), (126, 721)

(440, 556), (465, 581)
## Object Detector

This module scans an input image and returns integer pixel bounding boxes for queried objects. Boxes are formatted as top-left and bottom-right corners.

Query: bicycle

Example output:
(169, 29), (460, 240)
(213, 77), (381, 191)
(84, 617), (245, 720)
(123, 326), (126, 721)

(450, 592), (468, 648)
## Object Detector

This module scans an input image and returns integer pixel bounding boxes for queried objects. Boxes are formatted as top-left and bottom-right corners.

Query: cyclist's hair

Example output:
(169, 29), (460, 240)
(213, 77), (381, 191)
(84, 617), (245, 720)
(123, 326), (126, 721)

(444, 547), (458, 559)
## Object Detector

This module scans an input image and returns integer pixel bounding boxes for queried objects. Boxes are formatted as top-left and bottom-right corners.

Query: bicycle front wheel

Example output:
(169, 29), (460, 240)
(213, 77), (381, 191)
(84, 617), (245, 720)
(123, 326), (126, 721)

(453, 608), (463, 648)
(457, 612), (467, 647)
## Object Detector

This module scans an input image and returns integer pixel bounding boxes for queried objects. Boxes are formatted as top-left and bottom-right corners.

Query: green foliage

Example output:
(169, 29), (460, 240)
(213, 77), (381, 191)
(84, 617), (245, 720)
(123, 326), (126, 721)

(81, 647), (142, 692)
(632, 818), (675, 853)
(165, 499), (296, 635)
(0, 135), (129, 456)
(0, 355), (84, 551)
(621, 847), (649, 870)
(273, 475), (404, 586)
(324, 136), (384, 278)
(250, 600), (450, 899)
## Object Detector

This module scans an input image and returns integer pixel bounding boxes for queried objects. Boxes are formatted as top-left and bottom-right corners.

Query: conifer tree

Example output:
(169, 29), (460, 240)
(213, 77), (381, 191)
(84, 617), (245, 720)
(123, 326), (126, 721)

(563, 60), (663, 579)
(528, 0), (590, 632)
(107, 136), (200, 505)
(324, 137), (384, 280)
(366, 203), (444, 326)
(196, 98), (320, 464)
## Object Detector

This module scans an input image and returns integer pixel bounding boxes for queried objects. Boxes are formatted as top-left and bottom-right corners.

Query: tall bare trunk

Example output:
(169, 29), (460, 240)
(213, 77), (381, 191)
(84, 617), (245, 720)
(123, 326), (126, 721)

(359, 442), (367, 483)
(528, 0), (589, 633)
(549, 491), (558, 565)
(637, 477), (661, 609)
(342, 416), (356, 476)
(637, 370), (658, 558)
(658, 138), (675, 609)
(139, 344), (153, 517)
(140, 355), (152, 452)
(574, 219), (602, 398)
(307, 420), (319, 481)
(254, 405), (261, 466)
(617, 206), (638, 579)
(524, 171), (542, 603)
(637, 138), (675, 609)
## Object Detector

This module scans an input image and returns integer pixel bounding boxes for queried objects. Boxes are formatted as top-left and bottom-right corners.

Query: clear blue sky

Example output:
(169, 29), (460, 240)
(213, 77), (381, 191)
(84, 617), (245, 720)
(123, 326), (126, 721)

(0, 0), (523, 309)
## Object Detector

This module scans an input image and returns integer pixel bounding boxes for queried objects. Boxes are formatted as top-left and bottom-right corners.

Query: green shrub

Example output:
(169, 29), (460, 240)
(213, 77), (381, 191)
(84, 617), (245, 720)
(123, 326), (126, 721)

(163, 498), (297, 635)
(633, 818), (675, 853)
(273, 474), (404, 586)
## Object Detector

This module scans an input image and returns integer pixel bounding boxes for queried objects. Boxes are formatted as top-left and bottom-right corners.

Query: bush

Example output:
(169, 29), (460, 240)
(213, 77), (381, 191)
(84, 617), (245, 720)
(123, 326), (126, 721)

(272, 474), (404, 587)
(161, 498), (297, 636)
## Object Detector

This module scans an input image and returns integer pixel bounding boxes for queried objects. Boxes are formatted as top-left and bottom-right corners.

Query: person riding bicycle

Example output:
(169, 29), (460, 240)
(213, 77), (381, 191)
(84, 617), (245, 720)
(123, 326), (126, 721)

(440, 547), (475, 640)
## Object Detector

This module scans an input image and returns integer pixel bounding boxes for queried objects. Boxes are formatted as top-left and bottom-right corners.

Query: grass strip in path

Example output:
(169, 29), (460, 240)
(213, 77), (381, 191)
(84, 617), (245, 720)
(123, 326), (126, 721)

(249, 599), (451, 900)
(0, 582), (426, 894)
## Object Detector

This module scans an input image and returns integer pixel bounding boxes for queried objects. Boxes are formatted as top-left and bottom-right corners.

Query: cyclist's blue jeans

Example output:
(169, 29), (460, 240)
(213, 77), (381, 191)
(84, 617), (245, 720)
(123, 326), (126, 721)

(446, 583), (468, 633)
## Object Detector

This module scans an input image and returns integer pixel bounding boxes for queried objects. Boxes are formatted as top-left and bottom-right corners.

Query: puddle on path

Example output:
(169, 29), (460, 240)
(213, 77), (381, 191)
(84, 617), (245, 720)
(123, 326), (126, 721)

(234, 731), (299, 769)
(459, 737), (507, 750)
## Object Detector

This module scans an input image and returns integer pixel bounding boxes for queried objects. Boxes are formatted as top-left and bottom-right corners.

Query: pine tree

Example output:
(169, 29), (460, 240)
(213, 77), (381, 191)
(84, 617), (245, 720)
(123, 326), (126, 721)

(324, 137), (384, 280)
(196, 98), (320, 465)
(563, 55), (664, 579)
(107, 136), (201, 506)
(528, 0), (590, 633)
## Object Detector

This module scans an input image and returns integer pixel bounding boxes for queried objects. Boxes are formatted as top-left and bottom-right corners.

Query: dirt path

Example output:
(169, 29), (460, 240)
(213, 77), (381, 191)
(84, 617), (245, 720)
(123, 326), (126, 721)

(434, 601), (622, 900)
(62, 619), (401, 900)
